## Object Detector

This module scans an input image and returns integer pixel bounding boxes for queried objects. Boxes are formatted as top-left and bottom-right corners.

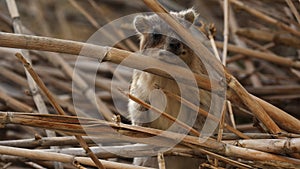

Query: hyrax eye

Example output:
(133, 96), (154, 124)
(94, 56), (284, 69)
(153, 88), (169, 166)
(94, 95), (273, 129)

(151, 33), (162, 41)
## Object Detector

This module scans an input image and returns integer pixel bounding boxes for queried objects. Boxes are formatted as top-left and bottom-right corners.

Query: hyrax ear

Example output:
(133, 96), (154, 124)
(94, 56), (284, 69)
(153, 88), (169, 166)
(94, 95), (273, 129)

(133, 15), (149, 34)
(182, 9), (196, 24)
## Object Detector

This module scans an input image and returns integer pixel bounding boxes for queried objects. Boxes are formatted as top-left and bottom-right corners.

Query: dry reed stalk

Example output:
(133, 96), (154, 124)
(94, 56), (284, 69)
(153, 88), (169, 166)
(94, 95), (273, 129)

(228, 138), (300, 154)
(157, 152), (166, 169)
(206, 24), (221, 61)
(15, 53), (65, 116)
(215, 41), (300, 70)
(0, 136), (126, 148)
(185, 144), (252, 169)
(253, 96), (300, 134)
(221, 0), (229, 66)
(2, 31), (299, 134)
(1, 112), (300, 168)
(0, 91), (33, 112)
(285, 0), (300, 24)
(246, 85), (300, 96)
(236, 28), (300, 48)
(43, 144), (191, 158)
(15, 53), (106, 169)
(229, 0), (300, 37)
(0, 67), (28, 87)
(0, 145), (153, 169)
(226, 101), (236, 129)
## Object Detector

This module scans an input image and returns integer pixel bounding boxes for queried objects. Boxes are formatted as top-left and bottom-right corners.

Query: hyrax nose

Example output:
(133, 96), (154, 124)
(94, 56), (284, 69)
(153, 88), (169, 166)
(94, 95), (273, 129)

(168, 39), (180, 50)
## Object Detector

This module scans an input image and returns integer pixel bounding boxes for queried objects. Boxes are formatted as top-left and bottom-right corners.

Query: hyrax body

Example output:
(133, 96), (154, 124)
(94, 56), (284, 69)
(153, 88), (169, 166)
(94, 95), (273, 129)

(129, 9), (212, 168)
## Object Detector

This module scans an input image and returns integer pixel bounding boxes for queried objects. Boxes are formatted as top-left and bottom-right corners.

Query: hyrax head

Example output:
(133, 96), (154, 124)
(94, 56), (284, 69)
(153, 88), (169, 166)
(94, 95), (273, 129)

(134, 9), (197, 65)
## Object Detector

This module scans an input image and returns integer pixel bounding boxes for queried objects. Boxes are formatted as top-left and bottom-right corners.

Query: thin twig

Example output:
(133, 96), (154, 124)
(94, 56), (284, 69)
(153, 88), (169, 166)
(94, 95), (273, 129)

(285, 0), (300, 24)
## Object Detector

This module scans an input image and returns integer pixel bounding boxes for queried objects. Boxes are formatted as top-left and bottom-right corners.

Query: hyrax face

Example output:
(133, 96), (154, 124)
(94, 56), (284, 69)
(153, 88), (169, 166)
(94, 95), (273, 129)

(134, 9), (197, 65)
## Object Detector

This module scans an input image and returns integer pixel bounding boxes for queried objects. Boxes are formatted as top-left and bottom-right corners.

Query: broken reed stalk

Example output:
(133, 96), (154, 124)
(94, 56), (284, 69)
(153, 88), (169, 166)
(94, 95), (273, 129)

(15, 53), (106, 169)
(119, 89), (201, 136)
(142, 0), (281, 134)
(1, 31), (299, 134)
(1, 112), (300, 168)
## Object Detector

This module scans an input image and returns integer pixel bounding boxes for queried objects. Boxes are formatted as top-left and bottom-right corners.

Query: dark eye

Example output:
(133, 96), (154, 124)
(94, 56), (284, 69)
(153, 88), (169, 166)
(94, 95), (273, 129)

(151, 33), (162, 41)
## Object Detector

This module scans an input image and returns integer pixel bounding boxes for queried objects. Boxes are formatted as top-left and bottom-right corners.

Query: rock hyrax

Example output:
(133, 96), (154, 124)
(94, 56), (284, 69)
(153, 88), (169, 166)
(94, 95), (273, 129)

(129, 9), (212, 168)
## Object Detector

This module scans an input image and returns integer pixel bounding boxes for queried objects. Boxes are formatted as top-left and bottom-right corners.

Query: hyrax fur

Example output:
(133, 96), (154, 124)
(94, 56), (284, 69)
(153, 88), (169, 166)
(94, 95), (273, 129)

(129, 9), (212, 168)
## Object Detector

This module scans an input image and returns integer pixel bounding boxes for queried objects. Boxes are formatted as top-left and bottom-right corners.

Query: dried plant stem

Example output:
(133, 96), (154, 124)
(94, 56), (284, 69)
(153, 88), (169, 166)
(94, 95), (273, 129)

(214, 103), (227, 167)
(285, 0), (300, 24)
(227, 138), (300, 154)
(15, 53), (65, 115)
(185, 144), (252, 169)
(0, 136), (124, 148)
(0, 91), (33, 112)
(157, 152), (166, 169)
(222, 0), (229, 66)
(208, 28), (221, 61)
(15, 53), (106, 169)
(215, 41), (300, 70)
(1, 112), (300, 168)
(229, 0), (300, 37)
(1, 32), (300, 133)
(0, 67), (28, 87)
(236, 28), (300, 48)
(226, 101), (236, 129)
(0, 145), (152, 169)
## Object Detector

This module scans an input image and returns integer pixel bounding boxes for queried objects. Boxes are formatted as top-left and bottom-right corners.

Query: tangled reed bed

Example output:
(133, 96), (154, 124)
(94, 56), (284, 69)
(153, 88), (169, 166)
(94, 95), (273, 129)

(0, 0), (299, 168)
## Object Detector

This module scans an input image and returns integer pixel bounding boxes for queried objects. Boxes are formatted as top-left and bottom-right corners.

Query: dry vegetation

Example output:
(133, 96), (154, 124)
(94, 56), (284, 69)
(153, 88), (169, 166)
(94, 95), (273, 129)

(0, 0), (299, 169)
